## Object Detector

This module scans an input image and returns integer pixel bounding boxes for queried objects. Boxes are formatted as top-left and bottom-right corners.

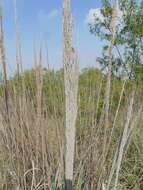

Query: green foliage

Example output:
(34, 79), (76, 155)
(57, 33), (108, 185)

(43, 69), (64, 116)
(8, 67), (125, 121)
(89, 0), (143, 80)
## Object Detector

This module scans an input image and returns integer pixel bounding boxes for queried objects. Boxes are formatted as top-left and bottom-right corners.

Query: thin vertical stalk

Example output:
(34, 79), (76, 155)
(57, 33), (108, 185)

(104, 0), (118, 149)
(0, 4), (9, 121)
(63, 0), (79, 189)
(97, 1), (118, 189)
(113, 91), (134, 190)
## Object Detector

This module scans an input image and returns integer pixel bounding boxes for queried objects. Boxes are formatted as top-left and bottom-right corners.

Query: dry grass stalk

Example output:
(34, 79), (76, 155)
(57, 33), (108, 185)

(13, 0), (23, 75)
(113, 91), (134, 190)
(97, 1), (119, 189)
(104, 0), (118, 148)
(0, 4), (9, 122)
(13, 1), (27, 176)
(63, 0), (79, 189)
(105, 80), (126, 159)
(107, 89), (139, 190)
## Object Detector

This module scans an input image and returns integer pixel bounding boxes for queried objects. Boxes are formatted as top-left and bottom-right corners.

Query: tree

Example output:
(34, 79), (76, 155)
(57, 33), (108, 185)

(89, 0), (143, 80)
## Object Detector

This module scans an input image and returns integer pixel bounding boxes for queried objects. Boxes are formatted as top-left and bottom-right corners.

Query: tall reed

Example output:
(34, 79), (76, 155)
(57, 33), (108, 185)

(63, 0), (79, 189)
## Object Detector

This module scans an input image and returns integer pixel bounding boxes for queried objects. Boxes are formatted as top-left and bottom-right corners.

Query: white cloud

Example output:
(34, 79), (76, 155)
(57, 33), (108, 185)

(38, 9), (59, 23)
(85, 8), (123, 24)
(85, 8), (104, 24)
(37, 9), (60, 32)
(47, 9), (59, 20)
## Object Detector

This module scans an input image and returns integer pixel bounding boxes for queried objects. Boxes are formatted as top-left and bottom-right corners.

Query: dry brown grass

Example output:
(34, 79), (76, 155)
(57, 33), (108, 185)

(0, 0), (143, 190)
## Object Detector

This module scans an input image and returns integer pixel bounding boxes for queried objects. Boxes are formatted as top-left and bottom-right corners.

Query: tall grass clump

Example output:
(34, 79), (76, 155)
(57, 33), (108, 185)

(0, 0), (143, 190)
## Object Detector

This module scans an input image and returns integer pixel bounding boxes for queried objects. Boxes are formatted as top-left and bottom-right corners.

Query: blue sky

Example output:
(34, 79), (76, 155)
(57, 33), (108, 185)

(3, 0), (103, 73)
